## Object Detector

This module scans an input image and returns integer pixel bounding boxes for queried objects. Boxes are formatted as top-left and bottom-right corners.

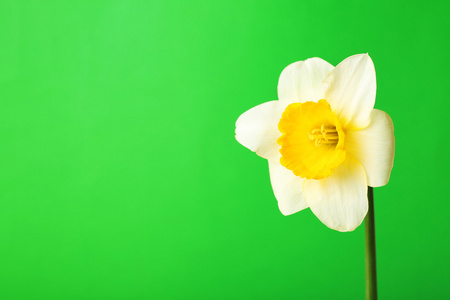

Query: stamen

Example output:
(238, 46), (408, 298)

(309, 124), (339, 147)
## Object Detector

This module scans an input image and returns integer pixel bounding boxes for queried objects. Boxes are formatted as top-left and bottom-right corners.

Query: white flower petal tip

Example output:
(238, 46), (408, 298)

(277, 57), (334, 103)
(235, 100), (292, 160)
(324, 53), (376, 130)
(268, 160), (308, 215)
(303, 156), (368, 232)
(346, 109), (395, 187)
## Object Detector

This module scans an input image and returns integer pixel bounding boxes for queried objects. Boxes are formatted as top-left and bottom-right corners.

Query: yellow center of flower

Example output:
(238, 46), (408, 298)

(277, 99), (346, 180)
(309, 124), (339, 146)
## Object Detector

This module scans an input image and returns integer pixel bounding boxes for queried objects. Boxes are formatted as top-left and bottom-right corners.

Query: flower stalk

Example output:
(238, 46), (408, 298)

(365, 187), (377, 300)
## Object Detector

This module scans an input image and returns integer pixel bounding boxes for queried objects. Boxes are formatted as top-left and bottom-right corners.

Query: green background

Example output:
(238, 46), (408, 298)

(1, 0), (449, 299)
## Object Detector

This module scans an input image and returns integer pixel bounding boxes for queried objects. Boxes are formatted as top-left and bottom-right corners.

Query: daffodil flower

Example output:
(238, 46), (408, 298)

(235, 54), (395, 232)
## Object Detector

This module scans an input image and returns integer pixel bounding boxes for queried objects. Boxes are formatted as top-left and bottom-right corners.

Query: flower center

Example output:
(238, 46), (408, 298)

(309, 124), (339, 146)
(277, 99), (346, 180)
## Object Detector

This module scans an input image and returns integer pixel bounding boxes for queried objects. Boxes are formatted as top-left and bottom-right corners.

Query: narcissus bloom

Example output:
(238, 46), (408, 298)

(235, 54), (394, 231)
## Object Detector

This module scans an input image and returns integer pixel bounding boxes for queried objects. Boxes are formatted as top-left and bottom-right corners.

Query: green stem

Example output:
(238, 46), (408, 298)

(365, 187), (377, 300)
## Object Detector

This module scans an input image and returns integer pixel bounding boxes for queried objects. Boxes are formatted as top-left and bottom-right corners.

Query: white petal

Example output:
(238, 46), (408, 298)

(268, 159), (308, 215)
(345, 109), (395, 187)
(235, 100), (292, 160)
(278, 57), (334, 103)
(324, 54), (376, 129)
(303, 155), (368, 232)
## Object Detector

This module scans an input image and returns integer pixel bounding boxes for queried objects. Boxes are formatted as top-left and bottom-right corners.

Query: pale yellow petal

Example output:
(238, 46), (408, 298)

(268, 159), (308, 215)
(303, 155), (368, 232)
(346, 109), (395, 187)
(235, 100), (292, 160)
(278, 58), (334, 103)
(324, 54), (376, 129)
